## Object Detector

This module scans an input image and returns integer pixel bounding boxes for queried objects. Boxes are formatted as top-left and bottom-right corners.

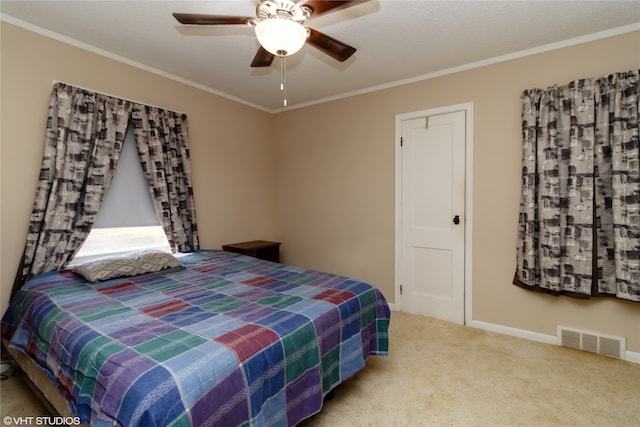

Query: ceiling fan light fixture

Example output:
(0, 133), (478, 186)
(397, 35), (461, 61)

(255, 18), (307, 56)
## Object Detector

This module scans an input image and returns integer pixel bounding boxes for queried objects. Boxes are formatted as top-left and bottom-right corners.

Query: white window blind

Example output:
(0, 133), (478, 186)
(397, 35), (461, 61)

(93, 125), (159, 228)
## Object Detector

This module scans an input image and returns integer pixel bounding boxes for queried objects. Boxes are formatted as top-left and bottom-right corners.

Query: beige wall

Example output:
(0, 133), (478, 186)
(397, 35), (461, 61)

(273, 31), (640, 352)
(1, 21), (638, 353)
(0, 22), (277, 309)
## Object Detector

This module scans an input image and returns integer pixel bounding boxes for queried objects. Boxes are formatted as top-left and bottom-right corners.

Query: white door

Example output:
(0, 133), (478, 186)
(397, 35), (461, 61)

(400, 110), (466, 324)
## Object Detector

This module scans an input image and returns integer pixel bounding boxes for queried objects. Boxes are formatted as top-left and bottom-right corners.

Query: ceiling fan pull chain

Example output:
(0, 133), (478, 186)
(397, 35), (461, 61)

(280, 54), (284, 91)
(280, 55), (288, 107)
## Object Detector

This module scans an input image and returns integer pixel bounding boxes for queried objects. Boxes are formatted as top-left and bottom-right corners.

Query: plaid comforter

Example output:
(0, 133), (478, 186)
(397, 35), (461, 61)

(2, 250), (390, 426)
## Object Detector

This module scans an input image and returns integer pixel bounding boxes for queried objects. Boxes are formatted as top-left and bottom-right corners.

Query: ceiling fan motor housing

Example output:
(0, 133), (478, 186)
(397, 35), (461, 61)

(257, 0), (311, 23)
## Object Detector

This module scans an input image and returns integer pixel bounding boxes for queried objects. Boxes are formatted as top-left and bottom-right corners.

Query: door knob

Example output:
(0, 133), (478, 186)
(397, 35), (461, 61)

(453, 215), (460, 225)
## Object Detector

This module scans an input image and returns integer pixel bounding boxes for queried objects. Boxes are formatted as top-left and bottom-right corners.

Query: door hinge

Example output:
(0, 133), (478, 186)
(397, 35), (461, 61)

(400, 284), (403, 295)
(400, 137), (403, 147)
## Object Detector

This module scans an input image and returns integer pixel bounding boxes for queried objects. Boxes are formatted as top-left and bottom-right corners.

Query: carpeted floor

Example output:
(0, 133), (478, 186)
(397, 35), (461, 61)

(2, 311), (639, 426)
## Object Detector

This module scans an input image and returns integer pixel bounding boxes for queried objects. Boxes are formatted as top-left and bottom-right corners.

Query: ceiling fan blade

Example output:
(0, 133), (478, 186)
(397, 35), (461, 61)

(251, 46), (276, 67)
(306, 28), (356, 62)
(297, 0), (370, 17)
(173, 13), (253, 25)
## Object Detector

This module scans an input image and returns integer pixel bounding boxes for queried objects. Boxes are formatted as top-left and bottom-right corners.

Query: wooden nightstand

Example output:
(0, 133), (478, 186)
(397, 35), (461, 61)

(222, 240), (281, 263)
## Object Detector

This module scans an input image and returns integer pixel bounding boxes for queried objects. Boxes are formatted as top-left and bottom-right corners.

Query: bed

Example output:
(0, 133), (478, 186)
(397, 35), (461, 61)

(1, 249), (390, 426)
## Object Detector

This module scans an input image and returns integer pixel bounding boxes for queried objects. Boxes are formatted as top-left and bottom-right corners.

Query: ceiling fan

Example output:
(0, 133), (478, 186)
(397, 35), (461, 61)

(173, 0), (370, 67)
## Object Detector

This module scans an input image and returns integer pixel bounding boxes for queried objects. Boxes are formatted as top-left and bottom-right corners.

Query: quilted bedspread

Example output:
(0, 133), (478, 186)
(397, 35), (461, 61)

(2, 250), (390, 426)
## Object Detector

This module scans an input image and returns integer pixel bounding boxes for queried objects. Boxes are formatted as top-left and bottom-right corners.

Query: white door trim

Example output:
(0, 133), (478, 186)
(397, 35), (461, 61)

(394, 102), (474, 324)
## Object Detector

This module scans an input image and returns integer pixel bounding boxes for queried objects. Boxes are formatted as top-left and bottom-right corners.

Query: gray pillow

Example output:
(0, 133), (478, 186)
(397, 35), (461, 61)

(72, 250), (182, 283)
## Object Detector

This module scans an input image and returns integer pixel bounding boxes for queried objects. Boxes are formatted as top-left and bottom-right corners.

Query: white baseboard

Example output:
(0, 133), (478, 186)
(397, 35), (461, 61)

(625, 350), (640, 364)
(468, 319), (639, 364)
(468, 319), (558, 345)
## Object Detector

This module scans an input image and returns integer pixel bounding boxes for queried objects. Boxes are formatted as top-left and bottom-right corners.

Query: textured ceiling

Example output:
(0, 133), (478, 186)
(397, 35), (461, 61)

(1, 1), (639, 112)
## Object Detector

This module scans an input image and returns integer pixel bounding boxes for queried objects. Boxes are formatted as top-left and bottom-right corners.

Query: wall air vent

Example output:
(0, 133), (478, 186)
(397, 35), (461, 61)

(558, 326), (625, 359)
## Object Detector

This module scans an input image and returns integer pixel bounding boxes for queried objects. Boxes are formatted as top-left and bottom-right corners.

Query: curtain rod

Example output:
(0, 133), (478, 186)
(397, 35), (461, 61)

(51, 80), (186, 115)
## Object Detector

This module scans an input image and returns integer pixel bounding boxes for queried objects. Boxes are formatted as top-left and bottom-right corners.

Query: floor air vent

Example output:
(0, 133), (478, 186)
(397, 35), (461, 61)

(558, 326), (625, 359)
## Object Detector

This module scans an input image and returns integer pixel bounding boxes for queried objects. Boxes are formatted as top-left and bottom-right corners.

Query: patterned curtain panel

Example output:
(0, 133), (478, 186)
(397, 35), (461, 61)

(16, 83), (133, 288)
(132, 105), (200, 253)
(514, 70), (639, 302)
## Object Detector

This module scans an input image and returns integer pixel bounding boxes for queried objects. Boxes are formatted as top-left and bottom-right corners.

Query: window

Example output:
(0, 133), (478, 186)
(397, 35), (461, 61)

(72, 226), (170, 263)
(72, 126), (170, 264)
